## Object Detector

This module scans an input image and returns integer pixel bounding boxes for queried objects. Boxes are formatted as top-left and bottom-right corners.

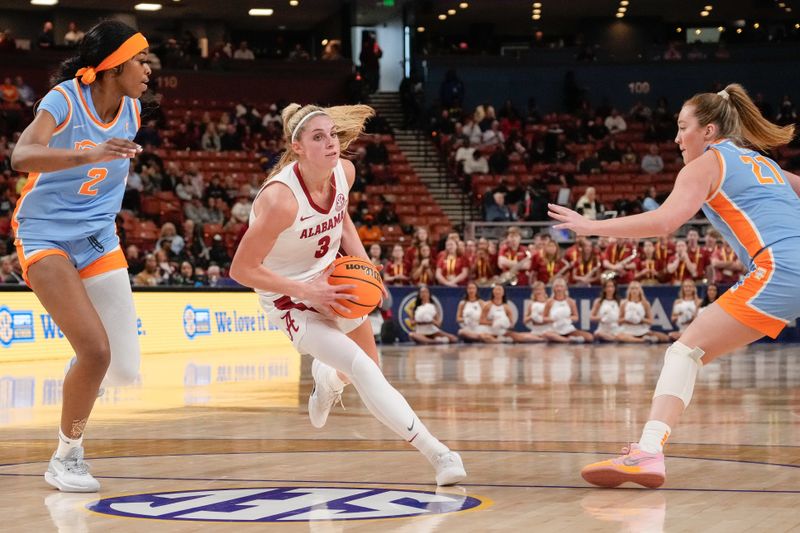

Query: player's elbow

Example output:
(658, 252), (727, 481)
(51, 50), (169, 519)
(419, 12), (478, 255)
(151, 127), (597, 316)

(10, 147), (28, 173)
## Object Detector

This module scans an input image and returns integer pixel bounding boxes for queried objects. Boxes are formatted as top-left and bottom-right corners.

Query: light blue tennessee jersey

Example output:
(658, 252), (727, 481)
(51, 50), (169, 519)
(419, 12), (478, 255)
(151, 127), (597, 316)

(12, 78), (141, 241)
(701, 139), (800, 264)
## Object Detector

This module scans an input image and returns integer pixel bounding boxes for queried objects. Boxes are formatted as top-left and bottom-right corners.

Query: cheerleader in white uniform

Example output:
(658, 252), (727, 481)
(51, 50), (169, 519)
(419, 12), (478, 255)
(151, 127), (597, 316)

(617, 281), (670, 343)
(669, 279), (702, 341)
(517, 281), (550, 342)
(480, 284), (516, 343)
(590, 279), (622, 342)
(456, 281), (496, 342)
(409, 285), (459, 344)
(543, 277), (594, 343)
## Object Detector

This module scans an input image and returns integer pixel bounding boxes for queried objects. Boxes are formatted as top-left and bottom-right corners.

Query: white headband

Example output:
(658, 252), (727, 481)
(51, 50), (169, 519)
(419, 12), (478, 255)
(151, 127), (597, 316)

(291, 110), (326, 142)
(717, 90), (729, 100)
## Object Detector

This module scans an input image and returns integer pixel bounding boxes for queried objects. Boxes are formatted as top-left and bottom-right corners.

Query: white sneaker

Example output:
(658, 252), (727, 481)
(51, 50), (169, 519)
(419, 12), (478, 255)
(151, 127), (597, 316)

(45, 447), (100, 493)
(65, 356), (105, 398)
(433, 451), (467, 486)
(308, 359), (343, 429)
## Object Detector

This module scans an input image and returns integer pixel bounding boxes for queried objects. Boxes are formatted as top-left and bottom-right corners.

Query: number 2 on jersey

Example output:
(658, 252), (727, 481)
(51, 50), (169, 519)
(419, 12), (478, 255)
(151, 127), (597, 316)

(315, 235), (330, 258)
(740, 155), (785, 185)
(79, 168), (108, 196)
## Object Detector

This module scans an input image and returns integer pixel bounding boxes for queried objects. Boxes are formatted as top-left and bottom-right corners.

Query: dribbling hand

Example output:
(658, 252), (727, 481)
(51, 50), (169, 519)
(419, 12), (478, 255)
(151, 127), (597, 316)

(548, 203), (596, 236)
(305, 264), (359, 319)
(87, 138), (142, 163)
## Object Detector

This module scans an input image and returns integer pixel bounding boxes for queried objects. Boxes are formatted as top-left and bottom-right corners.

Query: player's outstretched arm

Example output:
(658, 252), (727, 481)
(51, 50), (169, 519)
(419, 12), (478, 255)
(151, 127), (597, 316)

(549, 150), (718, 238)
(11, 110), (140, 173)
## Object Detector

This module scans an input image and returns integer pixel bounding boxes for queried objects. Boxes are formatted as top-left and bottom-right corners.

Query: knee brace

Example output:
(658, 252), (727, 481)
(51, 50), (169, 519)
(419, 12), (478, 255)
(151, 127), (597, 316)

(653, 341), (705, 408)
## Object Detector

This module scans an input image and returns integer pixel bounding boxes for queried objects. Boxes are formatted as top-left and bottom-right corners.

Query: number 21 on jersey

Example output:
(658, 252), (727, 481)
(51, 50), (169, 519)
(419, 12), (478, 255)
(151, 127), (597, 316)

(740, 155), (785, 185)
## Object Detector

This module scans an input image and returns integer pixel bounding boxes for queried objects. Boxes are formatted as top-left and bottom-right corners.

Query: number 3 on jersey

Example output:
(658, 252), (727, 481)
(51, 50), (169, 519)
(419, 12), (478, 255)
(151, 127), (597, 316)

(740, 155), (785, 185)
(79, 167), (108, 196)
(315, 235), (330, 258)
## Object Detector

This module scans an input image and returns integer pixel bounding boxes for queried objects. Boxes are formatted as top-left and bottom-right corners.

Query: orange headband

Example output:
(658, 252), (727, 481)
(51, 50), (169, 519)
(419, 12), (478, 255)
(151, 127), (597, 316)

(75, 32), (149, 85)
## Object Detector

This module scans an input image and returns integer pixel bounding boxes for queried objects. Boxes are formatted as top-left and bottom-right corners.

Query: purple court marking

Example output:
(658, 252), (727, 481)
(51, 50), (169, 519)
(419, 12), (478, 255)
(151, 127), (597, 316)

(0, 450), (798, 494)
(86, 486), (485, 522)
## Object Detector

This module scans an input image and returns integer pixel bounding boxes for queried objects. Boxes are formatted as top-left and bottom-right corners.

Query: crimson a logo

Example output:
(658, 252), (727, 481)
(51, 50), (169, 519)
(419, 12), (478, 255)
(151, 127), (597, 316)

(87, 487), (486, 522)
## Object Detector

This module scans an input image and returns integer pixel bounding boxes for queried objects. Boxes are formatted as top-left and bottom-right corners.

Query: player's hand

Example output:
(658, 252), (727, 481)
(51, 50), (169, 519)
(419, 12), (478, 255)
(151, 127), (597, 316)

(305, 264), (358, 319)
(548, 203), (597, 236)
(87, 138), (142, 163)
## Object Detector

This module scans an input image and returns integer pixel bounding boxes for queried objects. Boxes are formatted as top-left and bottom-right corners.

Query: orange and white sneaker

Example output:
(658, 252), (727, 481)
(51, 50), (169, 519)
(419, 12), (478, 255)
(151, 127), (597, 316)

(581, 443), (665, 488)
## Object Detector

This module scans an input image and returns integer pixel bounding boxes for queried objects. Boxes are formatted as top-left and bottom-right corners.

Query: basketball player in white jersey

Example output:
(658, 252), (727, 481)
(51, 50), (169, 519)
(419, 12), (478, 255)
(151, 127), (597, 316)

(230, 103), (466, 485)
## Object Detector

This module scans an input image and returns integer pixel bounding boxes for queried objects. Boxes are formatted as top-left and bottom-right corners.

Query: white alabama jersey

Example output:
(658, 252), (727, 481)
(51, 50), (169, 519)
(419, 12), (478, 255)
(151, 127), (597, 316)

(251, 160), (349, 310)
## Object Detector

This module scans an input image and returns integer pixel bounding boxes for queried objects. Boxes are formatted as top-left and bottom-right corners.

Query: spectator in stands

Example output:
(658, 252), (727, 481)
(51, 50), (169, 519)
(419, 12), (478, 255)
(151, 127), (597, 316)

(571, 238), (601, 286)
(14, 77), (34, 108)
(357, 214), (383, 246)
(233, 41), (255, 60)
(228, 187), (252, 226)
(575, 187), (603, 220)
(621, 143), (638, 164)
(359, 31), (382, 93)
(363, 134), (389, 165)
(206, 264), (223, 287)
(669, 279), (702, 341)
(587, 116), (609, 142)
(481, 121), (505, 149)
(175, 174), (200, 201)
(409, 285), (457, 344)
(577, 149), (602, 174)
(376, 198), (399, 225)
(125, 245), (143, 276)
(634, 240), (663, 285)
(484, 191), (513, 222)
(435, 238), (468, 287)
(135, 119), (161, 148)
(488, 145), (509, 174)
(64, 21), (84, 47)
(497, 226), (531, 286)
(642, 185), (660, 211)
(37, 21), (55, 49)
(411, 243), (435, 285)
(0, 29), (16, 52)
(663, 42), (682, 61)
(684, 228), (706, 281)
(711, 242), (744, 285)
(288, 43), (311, 61)
(322, 39), (343, 61)
(133, 254), (161, 286)
(604, 108), (627, 134)
(383, 244), (410, 285)
(157, 222), (184, 257)
(534, 239), (566, 284)
(206, 197), (226, 226)
(776, 95), (797, 126)
(440, 69), (465, 110)
(201, 123), (221, 152)
(617, 281), (669, 343)
(666, 239), (699, 285)
(601, 237), (636, 284)
(123, 161), (143, 211)
(686, 45), (707, 61)
(209, 233), (230, 267)
(220, 123), (242, 151)
(0, 77), (20, 108)
(171, 122), (200, 151)
(641, 144), (664, 174)
(170, 261), (198, 286)
(598, 138), (622, 165)
(454, 137), (475, 170)
(463, 149), (489, 178)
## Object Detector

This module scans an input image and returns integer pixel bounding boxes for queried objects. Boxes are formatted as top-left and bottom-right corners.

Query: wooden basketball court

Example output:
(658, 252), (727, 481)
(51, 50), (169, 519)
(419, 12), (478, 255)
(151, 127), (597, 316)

(1, 343), (798, 531)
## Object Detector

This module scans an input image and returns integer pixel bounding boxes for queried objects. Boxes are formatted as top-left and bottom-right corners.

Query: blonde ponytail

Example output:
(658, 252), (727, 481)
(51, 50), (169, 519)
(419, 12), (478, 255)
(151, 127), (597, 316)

(685, 83), (794, 153)
(266, 103), (375, 181)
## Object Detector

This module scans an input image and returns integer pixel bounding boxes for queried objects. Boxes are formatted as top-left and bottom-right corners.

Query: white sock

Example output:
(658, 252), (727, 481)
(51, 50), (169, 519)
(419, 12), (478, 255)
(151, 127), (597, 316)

(56, 429), (83, 459)
(638, 420), (671, 454)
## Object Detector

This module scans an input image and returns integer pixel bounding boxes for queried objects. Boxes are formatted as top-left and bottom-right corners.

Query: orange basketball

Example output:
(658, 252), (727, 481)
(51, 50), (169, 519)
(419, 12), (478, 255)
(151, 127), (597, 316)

(327, 256), (384, 319)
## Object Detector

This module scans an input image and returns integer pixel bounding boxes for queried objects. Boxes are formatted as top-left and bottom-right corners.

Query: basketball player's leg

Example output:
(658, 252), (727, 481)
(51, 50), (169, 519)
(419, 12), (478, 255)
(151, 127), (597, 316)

(581, 303), (763, 488)
(301, 317), (466, 485)
(82, 268), (140, 385)
(27, 255), (109, 492)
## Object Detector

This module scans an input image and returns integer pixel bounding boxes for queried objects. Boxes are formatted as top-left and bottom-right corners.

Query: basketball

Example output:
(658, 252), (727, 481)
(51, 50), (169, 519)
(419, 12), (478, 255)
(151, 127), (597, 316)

(327, 256), (384, 319)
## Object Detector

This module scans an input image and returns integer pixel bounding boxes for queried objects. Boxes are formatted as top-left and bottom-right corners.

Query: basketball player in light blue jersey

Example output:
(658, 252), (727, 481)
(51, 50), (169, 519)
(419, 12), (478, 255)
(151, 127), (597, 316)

(550, 83), (800, 489)
(10, 20), (150, 492)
